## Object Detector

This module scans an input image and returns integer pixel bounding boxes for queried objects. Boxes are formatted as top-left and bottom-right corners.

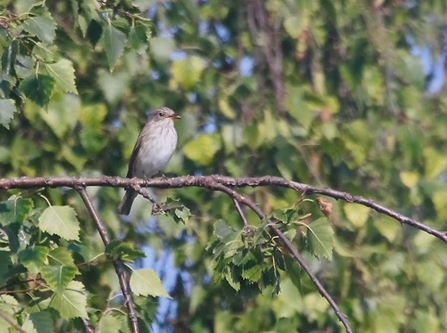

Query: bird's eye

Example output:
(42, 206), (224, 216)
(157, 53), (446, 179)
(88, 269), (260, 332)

(158, 112), (165, 117)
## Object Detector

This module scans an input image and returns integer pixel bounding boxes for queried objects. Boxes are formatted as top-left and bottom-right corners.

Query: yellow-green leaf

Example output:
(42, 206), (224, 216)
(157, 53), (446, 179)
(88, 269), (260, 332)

(306, 217), (334, 260)
(51, 281), (88, 319)
(399, 171), (419, 188)
(38, 206), (80, 241)
(183, 133), (221, 165)
(171, 55), (206, 90)
(44, 59), (77, 94)
(130, 268), (171, 298)
(343, 204), (369, 228)
(424, 147), (447, 179)
(432, 190), (447, 221)
(373, 216), (400, 242)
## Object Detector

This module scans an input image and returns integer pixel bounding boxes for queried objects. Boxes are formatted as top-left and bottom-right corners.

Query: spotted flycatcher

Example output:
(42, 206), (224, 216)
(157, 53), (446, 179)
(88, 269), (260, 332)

(118, 107), (180, 215)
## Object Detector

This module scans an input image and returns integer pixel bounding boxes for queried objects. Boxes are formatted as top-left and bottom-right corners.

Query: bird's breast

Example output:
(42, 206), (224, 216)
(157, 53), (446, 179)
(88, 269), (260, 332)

(134, 125), (178, 178)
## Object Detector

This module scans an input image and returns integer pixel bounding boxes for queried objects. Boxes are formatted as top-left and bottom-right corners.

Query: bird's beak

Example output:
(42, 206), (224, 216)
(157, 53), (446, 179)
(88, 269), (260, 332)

(169, 113), (181, 120)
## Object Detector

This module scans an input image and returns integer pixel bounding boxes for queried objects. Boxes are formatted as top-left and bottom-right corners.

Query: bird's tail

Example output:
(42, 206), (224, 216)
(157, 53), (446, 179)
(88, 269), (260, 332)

(118, 189), (137, 215)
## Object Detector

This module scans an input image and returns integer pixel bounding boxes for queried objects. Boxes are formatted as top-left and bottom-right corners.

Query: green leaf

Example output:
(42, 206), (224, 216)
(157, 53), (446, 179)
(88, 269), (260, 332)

(18, 246), (49, 277)
(43, 59), (78, 94)
(306, 217), (334, 260)
(50, 281), (88, 319)
(41, 265), (78, 292)
(431, 190), (447, 221)
(79, 103), (107, 126)
(285, 84), (313, 130)
(128, 22), (149, 51)
(19, 74), (55, 108)
(158, 198), (192, 224)
(103, 23), (127, 69)
(272, 278), (303, 318)
(39, 93), (81, 138)
(423, 147), (447, 179)
(22, 14), (56, 44)
(21, 315), (38, 333)
(410, 309), (440, 333)
(240, 261), (262, 282)
(97, 69), (131, 104)
(150, 37), (176, 61)
(2, 223), (21, 253)
(0, 252), (13, 286)
(343, 203), (369, 228)
(0, 295), (19, 330)
(171, 55), (206, 90)
(15, 55), (34, 78)
(41, 247), (78, 291)
(38, 206), (80, 241)
(183, 133), (221, 165)
(214, 219), (238, 240)
(0, 99), (16, 129)
(0, 198), (33, 225)
(130, 268), (171, 298)
(399, 170), (419, 187)
(174, 206), (192, 224)
(105, 240), (146, 261)
(29, 311), (53, 333)
(373, 216), (401, 242)
(284, 15), (307, 39)
(97, 313), (126, 333)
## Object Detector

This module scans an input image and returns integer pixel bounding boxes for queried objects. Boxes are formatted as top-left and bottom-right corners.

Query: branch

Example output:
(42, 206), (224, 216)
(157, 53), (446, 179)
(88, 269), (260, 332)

(205, 182), (353, 333)
(77, 187), (139, 333)
(1, 175), (445, 243)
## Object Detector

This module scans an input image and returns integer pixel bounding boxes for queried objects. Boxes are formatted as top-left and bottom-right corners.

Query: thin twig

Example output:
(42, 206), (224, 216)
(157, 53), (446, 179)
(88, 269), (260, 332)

(0, 310), (27, 333)
(133, 185), (157, 204)
(81, 317), (95, 333)
(232, 197), (248, 226)
(76, 187), (139, 333)
(0, 175), (445, 243)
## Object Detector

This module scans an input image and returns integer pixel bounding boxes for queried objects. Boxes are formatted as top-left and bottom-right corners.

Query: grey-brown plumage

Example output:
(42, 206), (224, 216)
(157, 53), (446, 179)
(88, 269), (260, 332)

(118, 107), (180, 215)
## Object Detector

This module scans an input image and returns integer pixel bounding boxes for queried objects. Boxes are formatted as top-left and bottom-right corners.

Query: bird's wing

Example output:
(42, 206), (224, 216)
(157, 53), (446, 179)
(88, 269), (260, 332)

(125, 132), (143, 178)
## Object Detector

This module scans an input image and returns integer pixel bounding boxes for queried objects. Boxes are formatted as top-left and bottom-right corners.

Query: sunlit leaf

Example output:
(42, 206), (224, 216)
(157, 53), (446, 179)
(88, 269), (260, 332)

(39, 94), (81, 138)
(51, 281), (88, 319)
(183, 133), (221, 165)
(306, 217), (334, 260)
(22, 13), (56, 43)
(130, 268), (171, 298)
(343, 204), (369, 228)
(38, 206), (80, 241)
(431, 190), (447, 221)
(43, 59), (77, 94)
(423, 147), (447, 179)
(171, 55), (206, 90)
(41, 247), (78, 291)
(373, 216), (401, 243)
(400, 170), (419, 188)
(97, 313), (127, 333)
(0, 99), (16, 129)
(150, 37), (176, 61)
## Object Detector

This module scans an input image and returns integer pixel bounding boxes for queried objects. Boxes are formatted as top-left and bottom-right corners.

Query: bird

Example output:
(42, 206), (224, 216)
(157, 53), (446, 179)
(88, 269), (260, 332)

(118, 107), (180, 215)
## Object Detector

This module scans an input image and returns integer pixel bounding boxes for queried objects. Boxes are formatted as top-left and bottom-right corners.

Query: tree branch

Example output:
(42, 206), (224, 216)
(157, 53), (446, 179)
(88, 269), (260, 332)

(1, 175), (445, 243)
(204, 182), (353, 333)
(77, 187), (139, 333)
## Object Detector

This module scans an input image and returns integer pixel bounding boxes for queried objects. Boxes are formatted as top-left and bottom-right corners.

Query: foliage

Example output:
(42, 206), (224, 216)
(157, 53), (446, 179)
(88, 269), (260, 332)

(1, 0), (447, 332)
